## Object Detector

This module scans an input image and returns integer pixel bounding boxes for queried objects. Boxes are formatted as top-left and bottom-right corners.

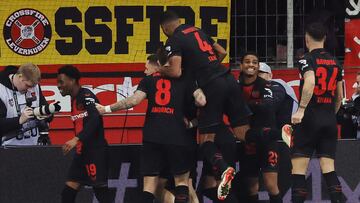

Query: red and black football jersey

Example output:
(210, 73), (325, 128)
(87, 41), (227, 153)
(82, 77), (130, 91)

(297, 48), (343, 110)
(164, 24), (228, 87)
(71, 88), (107, 148)
(137, 73), (194, 146)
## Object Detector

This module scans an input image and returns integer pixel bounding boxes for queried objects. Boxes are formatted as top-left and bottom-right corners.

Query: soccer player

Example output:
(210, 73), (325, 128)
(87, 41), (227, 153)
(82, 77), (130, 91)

(283, 22), (344, 203)
(159, 10), (254, 200)
(57, 65), (112, 203)
(97, 53), (198, 203)
(236, 52), (282, 203)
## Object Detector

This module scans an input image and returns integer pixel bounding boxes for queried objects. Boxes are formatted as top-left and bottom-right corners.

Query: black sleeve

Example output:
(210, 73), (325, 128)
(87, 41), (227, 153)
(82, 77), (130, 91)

(336, 60), (344, 81)
(164, 36), (182, 58)
(0, 99), (21, 134)
(297, 55), (314, 77)
(269, 82), (287, 110)
(136, 76), (150, 94)
(76, 90), (101, 142)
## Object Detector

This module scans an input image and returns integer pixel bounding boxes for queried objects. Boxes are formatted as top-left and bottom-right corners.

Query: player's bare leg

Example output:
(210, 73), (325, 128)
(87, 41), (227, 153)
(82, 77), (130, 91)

(61, 181), (80, 203)
(246, 177), (260, 203)
(320, 157), (344, 203)
(142, 176), (159, 202)
(188, 178), (200, 203)
(232, 125), (250, 141)
(263, 172), (282, 203)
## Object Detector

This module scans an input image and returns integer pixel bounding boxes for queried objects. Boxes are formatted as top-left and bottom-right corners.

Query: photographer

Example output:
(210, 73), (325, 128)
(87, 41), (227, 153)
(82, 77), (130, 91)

(338, 73), (360, 139)
(0, 63), (53, 146)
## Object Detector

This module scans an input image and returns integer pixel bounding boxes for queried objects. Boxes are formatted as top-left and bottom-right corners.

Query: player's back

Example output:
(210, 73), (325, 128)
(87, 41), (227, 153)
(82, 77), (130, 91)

(166, 24), (228, 87)
(139, 73), (192, 146)
(299, 48), (343, 113)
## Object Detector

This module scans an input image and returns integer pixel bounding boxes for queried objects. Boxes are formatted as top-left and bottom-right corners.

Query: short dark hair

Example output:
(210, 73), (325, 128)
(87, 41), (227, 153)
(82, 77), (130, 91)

(305, 22), (327, 41)
(160, 10), (179, 25)
(58, 65), (81, 82)
(241, 51), (259, 63)
(156, 46), (168, 66)
(147, 54), (158, 65)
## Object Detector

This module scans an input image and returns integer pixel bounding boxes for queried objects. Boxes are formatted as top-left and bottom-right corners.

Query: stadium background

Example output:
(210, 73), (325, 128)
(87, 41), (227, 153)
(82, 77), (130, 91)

(0, 0), (359, 203)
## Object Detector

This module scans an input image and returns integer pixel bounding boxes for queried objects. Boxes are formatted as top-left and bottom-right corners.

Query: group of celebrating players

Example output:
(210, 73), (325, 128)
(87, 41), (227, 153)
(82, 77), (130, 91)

(58, 10), (344, 203)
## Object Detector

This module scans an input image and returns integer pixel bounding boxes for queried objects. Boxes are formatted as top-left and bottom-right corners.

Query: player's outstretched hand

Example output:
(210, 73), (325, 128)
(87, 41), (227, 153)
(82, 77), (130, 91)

(95, 103), (106, 115)
(62, 137), (79, 155)
(291, 109), (304, 124)
(193, 88), (206, 107)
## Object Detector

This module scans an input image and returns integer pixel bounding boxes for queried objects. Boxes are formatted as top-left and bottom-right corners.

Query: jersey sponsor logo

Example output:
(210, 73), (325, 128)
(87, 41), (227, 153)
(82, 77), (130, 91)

(3, 8), (51, 56)
(71, 111), (88, 121)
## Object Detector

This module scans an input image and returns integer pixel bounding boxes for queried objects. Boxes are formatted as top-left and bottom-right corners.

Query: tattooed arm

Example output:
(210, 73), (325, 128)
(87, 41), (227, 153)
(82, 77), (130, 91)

(291, 70), (315, 124)
(96, 90), (147, 114)
(299, 70), (315, 110)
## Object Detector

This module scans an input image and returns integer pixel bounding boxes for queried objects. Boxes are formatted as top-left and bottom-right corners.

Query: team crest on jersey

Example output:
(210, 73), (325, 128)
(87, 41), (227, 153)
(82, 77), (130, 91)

(8, 98), (14, 107)
(3, 8), (51, 56)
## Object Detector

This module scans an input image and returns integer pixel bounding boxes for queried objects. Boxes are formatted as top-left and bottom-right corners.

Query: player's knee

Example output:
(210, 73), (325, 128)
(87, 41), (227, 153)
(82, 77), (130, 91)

(247, 179), (259, 195)
(263, 173), (279, 195)
(264, 182), (280, 195)
(143, 176), (159, 194)
(174, 171), (189, 186)
(199, 133), (216, 143)
(232, 124), (250, 141)
(65, 181), (80, 190)
(319, 157), (335, 173)
(291, 157), (310, 175)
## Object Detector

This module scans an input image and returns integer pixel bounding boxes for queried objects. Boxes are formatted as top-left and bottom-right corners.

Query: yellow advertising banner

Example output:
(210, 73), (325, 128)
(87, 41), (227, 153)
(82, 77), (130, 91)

(0, 0), (230, 66)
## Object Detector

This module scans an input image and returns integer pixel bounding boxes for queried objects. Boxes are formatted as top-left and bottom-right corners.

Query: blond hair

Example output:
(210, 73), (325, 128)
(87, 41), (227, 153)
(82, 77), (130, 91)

(17, 63), (41, 84)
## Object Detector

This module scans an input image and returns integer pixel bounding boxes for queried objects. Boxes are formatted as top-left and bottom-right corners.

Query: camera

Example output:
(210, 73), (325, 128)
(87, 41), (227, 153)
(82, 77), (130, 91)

(33, 102), (61, 118)
(25, 94), (61, 118)
(23, 95), (61, 145)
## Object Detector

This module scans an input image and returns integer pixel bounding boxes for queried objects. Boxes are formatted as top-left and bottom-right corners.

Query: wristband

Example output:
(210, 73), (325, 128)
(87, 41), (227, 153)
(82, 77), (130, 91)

(105, 105), (112, 113)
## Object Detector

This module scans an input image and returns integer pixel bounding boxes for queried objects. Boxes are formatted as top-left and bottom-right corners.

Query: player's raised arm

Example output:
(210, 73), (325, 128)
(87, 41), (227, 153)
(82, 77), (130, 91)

(158, 55), (182, 78)
(97, 90), (147, 114)
(212, 42), (227, 63)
